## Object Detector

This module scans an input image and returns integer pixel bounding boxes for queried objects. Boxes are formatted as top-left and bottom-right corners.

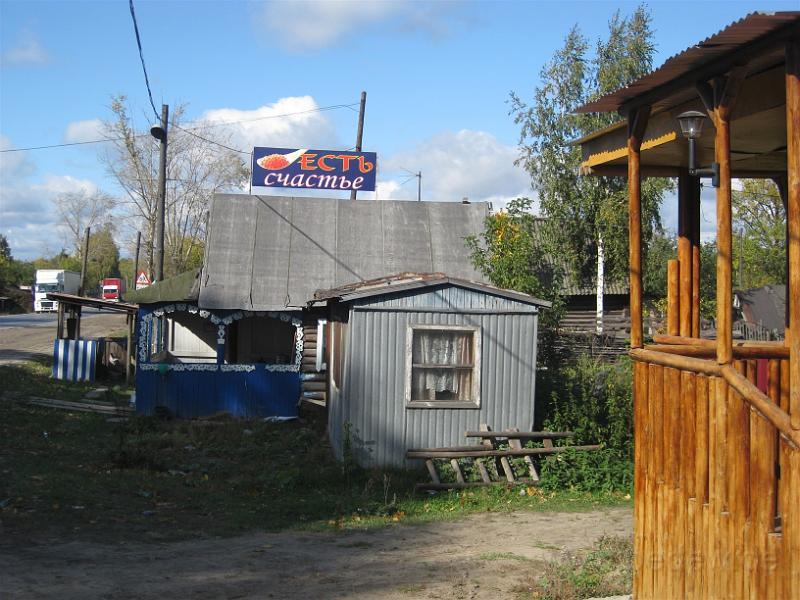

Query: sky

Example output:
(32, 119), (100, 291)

(1, 0), (798, 260)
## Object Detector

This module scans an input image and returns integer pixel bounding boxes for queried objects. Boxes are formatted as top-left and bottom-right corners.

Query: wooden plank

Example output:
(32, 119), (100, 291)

(425, 459), (440, 485)
(628, 105), (650, 348)
(465, 431), (574, 440)
(406, 445), (601, 459)
(476, 459), (491, 484)
(450, 459), (465, 484)
(508, 427), (538, 482)
(667, 259), (680, 336)
(415, 480), (537, 491)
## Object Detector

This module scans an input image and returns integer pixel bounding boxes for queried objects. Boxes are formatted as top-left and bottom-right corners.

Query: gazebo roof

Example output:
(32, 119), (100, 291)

(574, 11), (800, 178)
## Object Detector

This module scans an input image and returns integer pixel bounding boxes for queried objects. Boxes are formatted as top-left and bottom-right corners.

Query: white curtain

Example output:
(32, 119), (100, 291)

(412, 330), (472, 401)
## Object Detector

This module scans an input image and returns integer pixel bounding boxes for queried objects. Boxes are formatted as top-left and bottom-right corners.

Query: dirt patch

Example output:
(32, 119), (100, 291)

(0, 508), (631, 599)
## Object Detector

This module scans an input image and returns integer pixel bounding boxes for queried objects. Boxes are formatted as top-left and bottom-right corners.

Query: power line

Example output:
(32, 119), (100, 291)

(173, 124), (249, 156)
(0, 102), (360, 154)
(128, 0), (160, 121)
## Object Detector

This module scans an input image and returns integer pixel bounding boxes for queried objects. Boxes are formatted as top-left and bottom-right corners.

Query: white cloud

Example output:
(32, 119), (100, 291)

(257, 0), (461, 50)
(0, 135), (36, 179)
(0, 156), (100, 260)
(199, 96), (340, 154)
(64, 119), (104, 144)
(1, 30), (50, 66)
(378, 129), (531, 205)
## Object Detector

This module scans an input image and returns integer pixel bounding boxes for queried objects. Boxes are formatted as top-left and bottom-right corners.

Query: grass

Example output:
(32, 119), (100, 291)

(518, 536), (633, 600)
(0, 361), (631, 544)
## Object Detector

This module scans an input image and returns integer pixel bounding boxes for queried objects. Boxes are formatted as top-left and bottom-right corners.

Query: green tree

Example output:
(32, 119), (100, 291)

(733, 179), (785, 290)
(84, 224), (121, 293)
(467, 197), (565, 365)
(509, 6), (669, 287)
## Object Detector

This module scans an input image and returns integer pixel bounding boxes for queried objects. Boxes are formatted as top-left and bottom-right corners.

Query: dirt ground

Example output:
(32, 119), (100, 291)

(0, 507), (631, 599)
(0, 313), (127, 363)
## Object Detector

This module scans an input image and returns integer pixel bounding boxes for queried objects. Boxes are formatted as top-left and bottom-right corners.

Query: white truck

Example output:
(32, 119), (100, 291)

(34, 269), (81, 312)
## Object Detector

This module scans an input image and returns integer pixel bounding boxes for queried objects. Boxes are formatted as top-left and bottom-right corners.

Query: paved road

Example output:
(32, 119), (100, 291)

(0, 308), (104, 330)
(0, 311), (127, 363)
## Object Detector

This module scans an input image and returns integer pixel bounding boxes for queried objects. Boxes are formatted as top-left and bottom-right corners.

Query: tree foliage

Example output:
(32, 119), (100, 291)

(102, 96), (248, 279)
(733, 179), (785, 289)
(509, 6), (669, 285)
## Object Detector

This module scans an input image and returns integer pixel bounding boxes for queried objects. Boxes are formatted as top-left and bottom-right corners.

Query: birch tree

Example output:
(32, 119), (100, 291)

(54, 189), (115, 255)
(102, 96), (248, 278)
(509, 6), (669, 301)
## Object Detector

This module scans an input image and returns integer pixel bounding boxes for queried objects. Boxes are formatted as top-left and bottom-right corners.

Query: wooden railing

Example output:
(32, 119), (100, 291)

(631, 337), (799, 599)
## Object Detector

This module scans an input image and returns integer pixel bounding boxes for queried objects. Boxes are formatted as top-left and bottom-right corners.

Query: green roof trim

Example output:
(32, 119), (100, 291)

(124, 269), (201, 304)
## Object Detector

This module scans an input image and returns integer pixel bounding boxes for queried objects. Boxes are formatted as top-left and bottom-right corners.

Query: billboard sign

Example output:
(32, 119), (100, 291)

(251, 147), (377, 192)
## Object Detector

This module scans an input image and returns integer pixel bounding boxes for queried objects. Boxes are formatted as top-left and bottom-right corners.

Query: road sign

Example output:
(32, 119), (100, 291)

(136, 271), (151, 290)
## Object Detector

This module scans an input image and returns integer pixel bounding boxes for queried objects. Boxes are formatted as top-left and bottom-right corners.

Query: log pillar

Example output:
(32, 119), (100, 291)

(712, 71), (744, 365)
(786, 39), (800, 428)
(628, 106), (650, 348)
(691, 176), (702, 337)
(678, 169), (693, 336)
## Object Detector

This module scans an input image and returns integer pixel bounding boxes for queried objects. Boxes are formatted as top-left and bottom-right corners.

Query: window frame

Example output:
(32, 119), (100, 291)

(404, 324), (481, 409)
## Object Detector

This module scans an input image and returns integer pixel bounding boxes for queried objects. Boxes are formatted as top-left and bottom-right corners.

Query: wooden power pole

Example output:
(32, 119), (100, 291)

(350, 91), (367, 201)
(79, 226), (91, 296)
(152, 104), (169, 282)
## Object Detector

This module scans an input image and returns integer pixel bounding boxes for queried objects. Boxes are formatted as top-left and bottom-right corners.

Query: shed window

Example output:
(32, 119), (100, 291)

(406, 325), (480, 408)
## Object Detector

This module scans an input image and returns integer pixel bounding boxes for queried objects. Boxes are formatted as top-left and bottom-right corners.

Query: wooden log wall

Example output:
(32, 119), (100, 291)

(633, 354), (799, 599)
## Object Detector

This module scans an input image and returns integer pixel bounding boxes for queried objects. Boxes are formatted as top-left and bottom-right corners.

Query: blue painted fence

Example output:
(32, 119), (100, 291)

(52, 339), (97, 382)
(136, 367), (300, 418)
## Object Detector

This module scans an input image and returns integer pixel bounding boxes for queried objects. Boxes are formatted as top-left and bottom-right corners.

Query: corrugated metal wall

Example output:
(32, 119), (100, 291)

(329, 286), (540, 467)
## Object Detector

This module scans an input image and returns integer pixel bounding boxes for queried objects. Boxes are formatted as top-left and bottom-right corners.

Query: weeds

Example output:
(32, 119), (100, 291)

(520, 536), (633, 599)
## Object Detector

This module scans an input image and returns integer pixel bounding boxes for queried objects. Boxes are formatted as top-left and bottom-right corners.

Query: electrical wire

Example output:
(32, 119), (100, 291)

(1, 102), (360, 153)
(173, 125), (249, 156)
(128, 0), (160, 121)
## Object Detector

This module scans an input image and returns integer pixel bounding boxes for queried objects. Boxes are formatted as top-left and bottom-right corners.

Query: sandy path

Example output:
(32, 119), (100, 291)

(1, 508), (632, 599)
(0, 313), (127, 363)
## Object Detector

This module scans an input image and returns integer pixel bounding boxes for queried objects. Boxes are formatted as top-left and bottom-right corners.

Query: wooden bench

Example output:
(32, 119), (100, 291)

(407, 424), (600, 491)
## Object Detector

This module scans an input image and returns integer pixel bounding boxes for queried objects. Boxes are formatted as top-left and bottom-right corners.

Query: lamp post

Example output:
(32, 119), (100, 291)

(677, 110), (720, 187)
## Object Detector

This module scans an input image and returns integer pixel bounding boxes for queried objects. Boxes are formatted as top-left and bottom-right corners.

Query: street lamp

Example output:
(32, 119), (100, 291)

(677, 110), (719, 187)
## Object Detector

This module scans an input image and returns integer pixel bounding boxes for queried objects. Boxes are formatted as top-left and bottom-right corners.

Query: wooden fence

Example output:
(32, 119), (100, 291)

(631, 338), (799, 599)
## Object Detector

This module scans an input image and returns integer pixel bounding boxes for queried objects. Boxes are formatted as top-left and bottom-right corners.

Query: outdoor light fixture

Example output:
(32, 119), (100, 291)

(150, 125), (166, 142)
(677, 110), (719, 187)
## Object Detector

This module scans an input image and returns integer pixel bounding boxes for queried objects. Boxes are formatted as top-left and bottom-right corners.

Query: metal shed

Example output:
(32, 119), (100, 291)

(312, 274), (551, 468)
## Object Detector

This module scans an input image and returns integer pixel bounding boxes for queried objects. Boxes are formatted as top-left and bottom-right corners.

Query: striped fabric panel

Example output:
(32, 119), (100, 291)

(52, 339), (97, 382)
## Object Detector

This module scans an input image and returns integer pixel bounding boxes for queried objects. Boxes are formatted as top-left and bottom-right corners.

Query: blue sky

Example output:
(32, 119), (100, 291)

(1, 0), (797, 259)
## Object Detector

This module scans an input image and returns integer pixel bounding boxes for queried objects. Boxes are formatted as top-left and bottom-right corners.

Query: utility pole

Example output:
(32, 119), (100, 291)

(417, 171), (422, 202)
(350, 91), (367, 201)
(133, 231), (142, 289)
(79, 226), (91, 296)
(151, 104), (169, 282)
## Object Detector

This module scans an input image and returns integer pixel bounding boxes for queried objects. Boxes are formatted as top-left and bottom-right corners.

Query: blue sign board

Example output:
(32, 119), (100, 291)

(252, 147), (377, 192)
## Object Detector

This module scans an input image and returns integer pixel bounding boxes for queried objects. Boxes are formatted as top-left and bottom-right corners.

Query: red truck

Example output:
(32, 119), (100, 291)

(101, 277), (126, 302)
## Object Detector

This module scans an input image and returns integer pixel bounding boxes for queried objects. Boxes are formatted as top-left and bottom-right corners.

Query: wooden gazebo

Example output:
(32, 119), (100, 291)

(575, 12), (799, 599)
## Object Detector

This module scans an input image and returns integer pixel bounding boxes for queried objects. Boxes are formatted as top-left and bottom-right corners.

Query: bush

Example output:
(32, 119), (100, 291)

(538, 355), (633, 492)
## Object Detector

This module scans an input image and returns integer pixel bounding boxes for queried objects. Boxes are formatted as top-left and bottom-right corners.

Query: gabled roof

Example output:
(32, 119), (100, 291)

(311, 272), (552, 308)
(735, 284), (786, 332)
(198, 195), (490, 311)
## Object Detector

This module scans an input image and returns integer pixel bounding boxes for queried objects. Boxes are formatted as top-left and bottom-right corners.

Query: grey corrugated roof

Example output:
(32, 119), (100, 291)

(199, 195), (490, 311)
(311, 272), (552, 308)
(576, 11), (799, 114)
